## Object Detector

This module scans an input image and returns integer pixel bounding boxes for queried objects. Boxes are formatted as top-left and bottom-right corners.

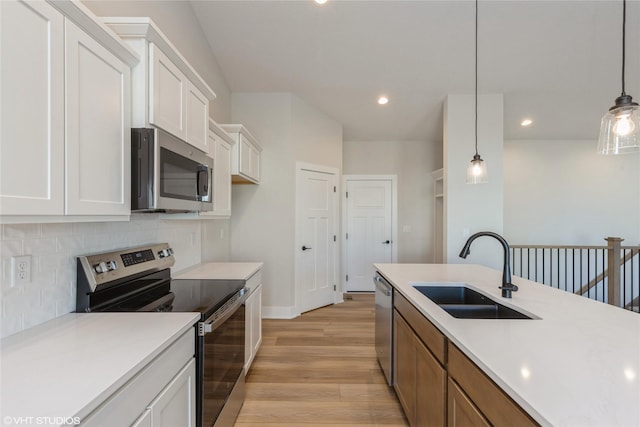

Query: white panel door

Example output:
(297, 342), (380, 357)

(345, 179), (393, 291)
(296, 167), (337, 314)
(0, 0), (64, 215)
(65, 20), (130, 215)
(149, 43), (187, 141)
(186, 82), (209, 152)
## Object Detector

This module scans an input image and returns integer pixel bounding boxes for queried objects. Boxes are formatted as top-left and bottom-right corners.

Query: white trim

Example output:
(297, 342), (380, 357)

(341, 175), (398, 292)
(262, 305), (298, 320)
(294, 162), (340, 315)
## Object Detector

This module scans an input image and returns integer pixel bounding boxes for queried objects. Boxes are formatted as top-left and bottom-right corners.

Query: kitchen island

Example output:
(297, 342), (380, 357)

(375, 263), (640, 427)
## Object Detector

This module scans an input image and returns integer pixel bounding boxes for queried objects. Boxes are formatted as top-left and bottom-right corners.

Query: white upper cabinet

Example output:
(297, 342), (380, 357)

(1, 0), (64, 216)
(0, 0), (137, 221)
(65, 20), (131, 215)
(208, 121), (234, 217)
(103, 18), (215, 153)
(149, 43), (187, 142)
(200, 120), (235, 218)
(220, 124), (262, 184)
(186, 83), (209, 153)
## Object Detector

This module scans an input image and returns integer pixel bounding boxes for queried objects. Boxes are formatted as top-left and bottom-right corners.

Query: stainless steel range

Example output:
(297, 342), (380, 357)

(76, 243), (247, 427)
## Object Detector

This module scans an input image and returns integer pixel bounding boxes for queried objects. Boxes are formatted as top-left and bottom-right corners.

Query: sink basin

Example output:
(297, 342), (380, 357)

(413, 285), (532, 320)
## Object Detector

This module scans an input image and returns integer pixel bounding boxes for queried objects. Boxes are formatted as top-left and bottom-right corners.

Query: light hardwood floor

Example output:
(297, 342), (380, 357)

(234, 294), (409, 426)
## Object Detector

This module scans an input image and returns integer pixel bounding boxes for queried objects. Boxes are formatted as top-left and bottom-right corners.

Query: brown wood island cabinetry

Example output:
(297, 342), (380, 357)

(393, 293), (446, 426)
(392, 292), (539, 427)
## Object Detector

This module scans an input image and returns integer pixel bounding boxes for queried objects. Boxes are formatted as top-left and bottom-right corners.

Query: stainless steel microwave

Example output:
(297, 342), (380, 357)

(131, 128), (213, 212)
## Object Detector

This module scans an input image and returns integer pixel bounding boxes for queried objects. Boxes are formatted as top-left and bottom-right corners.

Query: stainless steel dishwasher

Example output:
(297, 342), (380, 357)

(374, 272), (393, 386)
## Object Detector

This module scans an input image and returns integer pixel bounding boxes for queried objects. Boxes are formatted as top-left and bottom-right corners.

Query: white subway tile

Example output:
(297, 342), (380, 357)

(1, 239), (23, 257)
(23, 237), (57, 256)
(3, 224), (41, 240)
(41, 223), (74, 237)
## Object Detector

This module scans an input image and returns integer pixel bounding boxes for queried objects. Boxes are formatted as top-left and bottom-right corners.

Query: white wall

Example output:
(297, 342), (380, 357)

(230, 93), (342, 318)
(343, 140), (439, 263)
(0, 216), (202, 338)
(504, 139), (640, 246)
(444, 94), (504, 270)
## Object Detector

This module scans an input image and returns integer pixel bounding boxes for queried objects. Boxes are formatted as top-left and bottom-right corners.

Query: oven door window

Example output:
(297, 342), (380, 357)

(160, 147), (203, 201)
(202, 304), (245, 426)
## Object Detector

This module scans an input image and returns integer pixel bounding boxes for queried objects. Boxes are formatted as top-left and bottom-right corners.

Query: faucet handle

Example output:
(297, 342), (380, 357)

(499, 283), (518, 298)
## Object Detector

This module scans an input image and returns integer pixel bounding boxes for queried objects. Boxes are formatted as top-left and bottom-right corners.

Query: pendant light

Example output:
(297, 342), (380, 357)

(598, 0), (640, 155)
(466, 0), (488, 184)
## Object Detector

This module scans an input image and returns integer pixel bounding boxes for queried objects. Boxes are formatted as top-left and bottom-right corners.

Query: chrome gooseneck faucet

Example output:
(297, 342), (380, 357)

(459, 231), (519, 298)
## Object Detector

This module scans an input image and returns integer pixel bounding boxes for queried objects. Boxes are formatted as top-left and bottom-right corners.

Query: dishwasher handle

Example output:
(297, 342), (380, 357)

(374, 275), (392, 296)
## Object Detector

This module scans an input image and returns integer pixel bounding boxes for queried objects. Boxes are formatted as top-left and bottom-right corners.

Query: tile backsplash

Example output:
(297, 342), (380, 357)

(0, 214), (203, 338)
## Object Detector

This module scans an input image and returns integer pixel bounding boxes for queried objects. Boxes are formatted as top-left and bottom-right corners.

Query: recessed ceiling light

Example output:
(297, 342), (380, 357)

(521, 119), (533, 127)
(377, 96), (389, 105)
(314, 0), (327, 4)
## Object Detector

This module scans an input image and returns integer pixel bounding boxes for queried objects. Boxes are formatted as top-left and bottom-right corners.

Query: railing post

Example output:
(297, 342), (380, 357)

(606, 237), (623, 307)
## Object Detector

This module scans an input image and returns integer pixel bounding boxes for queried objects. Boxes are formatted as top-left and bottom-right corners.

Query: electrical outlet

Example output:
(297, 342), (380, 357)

(11, 255), (31, 286)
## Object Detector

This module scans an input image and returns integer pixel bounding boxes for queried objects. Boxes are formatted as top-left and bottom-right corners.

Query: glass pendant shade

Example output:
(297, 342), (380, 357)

(466, 154), (488, 184)
(597, 95), (640, 154)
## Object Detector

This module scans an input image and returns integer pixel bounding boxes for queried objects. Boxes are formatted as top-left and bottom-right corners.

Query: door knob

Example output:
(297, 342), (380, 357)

(382, 240), (391, 244)
(302, 246), (312, 251)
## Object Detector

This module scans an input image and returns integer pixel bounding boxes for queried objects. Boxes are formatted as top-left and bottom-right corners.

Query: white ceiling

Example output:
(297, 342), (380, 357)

(190, 0), (640, 142)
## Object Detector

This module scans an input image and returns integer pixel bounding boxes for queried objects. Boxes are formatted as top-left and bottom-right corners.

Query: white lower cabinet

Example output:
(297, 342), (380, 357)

(245, 273), (263, 372)
(80, 330), (195, 427)
(147, 359), (196, 427)
(131, 410), (152, 427)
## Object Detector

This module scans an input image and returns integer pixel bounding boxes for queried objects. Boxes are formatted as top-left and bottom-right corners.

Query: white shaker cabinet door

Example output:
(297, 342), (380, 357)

(213, 133), (232, 217)
(64, 20), (131, 215)
(0, 0), (64, 215)
(149, 43), (187, 142)
(131, 410), (152, 427)
(186, 83), (209, 153)
(149, 359), (196, 427)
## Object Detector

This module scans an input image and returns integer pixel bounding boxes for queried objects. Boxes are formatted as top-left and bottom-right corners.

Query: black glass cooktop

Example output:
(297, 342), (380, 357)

(88, 269), (245, 317)
(170, 278), (245, 318)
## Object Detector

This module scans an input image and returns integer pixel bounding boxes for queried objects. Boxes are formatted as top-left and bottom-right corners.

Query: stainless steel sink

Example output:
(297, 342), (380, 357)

(413, 285), (533, 319)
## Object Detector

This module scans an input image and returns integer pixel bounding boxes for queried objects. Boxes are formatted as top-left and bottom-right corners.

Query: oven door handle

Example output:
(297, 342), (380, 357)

(198, 288), (249, 336)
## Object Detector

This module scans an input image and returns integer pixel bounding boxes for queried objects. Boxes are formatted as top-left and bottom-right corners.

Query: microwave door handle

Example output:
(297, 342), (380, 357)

(196, 166), (209, 199)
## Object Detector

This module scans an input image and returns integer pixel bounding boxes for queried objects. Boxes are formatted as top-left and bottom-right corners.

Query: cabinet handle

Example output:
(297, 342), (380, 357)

(302, 246), (312, 251)
(382, 240), (391, 244)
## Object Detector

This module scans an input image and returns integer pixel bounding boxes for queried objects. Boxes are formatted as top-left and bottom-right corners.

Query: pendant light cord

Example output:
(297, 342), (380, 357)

(475, 0), (478, 156)
(620, 0), (627, 96)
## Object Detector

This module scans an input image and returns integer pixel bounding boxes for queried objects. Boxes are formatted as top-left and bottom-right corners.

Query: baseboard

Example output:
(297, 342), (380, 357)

(262, 305), (298, 319)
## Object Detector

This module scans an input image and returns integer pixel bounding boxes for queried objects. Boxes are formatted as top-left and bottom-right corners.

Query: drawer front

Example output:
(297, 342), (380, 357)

(394, 292), (446, 364)
(448, 343), (539, 427)
(246, 269), (262, 294)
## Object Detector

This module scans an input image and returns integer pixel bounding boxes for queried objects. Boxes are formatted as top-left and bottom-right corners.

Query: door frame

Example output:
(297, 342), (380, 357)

(294, 162), (340, 316)
(342, 175), (398, 292)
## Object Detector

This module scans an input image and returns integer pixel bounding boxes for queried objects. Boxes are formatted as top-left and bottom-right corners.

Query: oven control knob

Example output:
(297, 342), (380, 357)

(94, 262), (108, 274)
(106, 260), (118, 271)
(158, 249), (172, 259)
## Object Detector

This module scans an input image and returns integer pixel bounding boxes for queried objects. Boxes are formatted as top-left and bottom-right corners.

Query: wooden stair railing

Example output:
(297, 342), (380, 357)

(575, 248), (639, 296)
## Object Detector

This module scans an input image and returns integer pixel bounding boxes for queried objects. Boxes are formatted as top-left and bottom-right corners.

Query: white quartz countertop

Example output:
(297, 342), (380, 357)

(174, 262), (263, 281)
(0, 312), (200, 427)
(375, 263), (640, 427)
